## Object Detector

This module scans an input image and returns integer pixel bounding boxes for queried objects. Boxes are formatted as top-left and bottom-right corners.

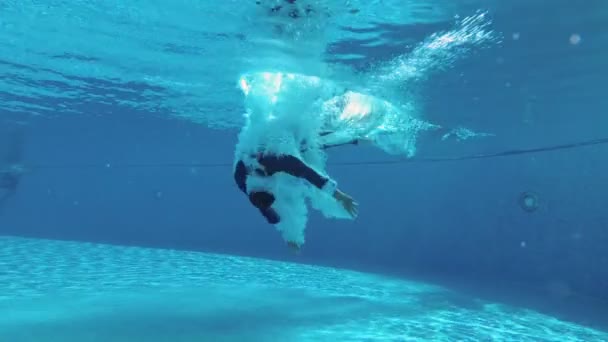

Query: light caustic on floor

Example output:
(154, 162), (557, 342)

(0, 237), (606, 342)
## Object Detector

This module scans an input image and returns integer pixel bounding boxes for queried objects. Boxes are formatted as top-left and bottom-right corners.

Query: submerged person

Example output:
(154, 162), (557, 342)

(233, 9), (496, 249)
(233, 70), (488, 249)
(232, 72), (372, 250)
(232, 70), (438, 250)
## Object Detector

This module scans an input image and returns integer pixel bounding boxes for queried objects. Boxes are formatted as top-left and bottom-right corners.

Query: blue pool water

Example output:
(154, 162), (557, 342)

(1, 0), (608, 341)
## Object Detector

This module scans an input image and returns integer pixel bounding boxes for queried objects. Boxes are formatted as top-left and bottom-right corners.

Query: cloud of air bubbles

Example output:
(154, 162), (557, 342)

(371, 11), (499, 88)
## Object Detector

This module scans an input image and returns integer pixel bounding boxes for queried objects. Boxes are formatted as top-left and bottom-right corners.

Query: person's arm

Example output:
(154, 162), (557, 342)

(259, 155), (359, 218)
(259, 155), (337, 195)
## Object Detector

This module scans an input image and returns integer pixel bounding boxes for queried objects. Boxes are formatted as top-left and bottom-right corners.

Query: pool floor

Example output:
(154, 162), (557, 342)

(1, 237), (606, 341)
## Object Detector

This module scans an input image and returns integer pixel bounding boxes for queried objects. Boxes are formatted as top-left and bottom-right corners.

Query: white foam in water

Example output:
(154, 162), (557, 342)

(235, 72), (351, 245)
(442, 126), (496, 141)
(0, 237), (606, 341)
(371, 12), (499, 87)
(233, 13), (498, 245)
(234, 70), (446, 244)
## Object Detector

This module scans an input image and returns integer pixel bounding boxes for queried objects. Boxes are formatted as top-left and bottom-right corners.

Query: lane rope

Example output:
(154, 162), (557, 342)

(23, 136), (608, 170)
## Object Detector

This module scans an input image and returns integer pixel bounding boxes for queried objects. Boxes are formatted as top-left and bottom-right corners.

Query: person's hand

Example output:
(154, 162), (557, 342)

(334, 189), (359, 219)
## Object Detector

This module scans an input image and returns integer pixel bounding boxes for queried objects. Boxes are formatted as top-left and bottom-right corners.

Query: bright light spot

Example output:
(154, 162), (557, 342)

(512, 32), (520, 40)
(340, 93), (372, 120)
(239, 78), (250, 95)
(520, 241), (527, 248)
(272, 74), (282, 92)
(569, 34), (581, 45)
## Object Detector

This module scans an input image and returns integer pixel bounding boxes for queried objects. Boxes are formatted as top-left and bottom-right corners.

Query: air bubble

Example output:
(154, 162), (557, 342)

(569, 34), (581, 45)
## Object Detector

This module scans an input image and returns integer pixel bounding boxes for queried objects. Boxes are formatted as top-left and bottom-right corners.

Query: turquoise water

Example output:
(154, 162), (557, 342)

(1, 237), (607, 341)
(0, 0), (502, 127)
(2, 0), (608, 340)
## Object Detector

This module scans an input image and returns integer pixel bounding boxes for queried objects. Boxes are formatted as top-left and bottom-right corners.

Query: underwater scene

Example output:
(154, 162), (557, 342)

(1, 0), (607, 341)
